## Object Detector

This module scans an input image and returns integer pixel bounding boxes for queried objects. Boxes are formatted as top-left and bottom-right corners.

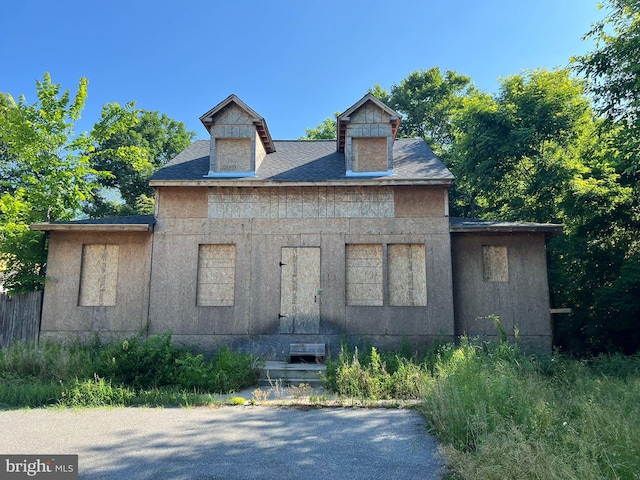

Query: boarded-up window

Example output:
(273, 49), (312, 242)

(483, 245), (509, 282)
(79, 244), (119, 306)
(197, 244), (236, 306)
(388, 244), (427, 306)
(352, 137), (388, 172)
(346, 244), (383, 306)
(216, 138), (252, 172)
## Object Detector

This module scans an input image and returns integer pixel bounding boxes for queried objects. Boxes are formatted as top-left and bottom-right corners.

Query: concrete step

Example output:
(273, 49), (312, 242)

(259, 361), (326, 387)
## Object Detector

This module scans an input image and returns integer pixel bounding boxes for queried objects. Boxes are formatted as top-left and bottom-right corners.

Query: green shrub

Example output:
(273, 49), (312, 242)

(207, 345), (260, 393)
(96, 333), (182, 388)
(59, 375), (135, 407)
(323, 343), (429, 400)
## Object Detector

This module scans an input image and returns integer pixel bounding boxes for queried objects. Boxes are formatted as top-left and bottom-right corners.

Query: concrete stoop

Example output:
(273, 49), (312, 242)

(259, 361), (326, 387)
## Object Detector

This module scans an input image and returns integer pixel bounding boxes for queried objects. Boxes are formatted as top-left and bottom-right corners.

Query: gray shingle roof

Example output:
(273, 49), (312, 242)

(150, 138), (454, 184)
(49, 215), (156, 225)
(449, 217), (563, 235)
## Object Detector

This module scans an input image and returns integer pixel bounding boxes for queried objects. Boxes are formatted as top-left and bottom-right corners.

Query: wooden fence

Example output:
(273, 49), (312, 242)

(0, 291), (42, 348)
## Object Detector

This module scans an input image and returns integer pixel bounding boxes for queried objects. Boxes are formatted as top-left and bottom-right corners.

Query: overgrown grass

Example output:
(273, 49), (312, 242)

(3, 329), (639, 478)
(0, 333), (260, 408)
(323, 334), (640, 479)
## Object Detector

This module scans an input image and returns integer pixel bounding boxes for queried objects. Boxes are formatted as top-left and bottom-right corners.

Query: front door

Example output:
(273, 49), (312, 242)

(279, 247), (320, 334)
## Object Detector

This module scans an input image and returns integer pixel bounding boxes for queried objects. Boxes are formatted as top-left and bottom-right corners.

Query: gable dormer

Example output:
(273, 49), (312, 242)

(200, 94), (275, 178)
(337, 94), (401, 177)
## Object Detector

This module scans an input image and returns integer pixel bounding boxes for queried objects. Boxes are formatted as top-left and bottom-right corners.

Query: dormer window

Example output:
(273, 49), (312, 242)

(337, 94), (401, 177)
(199, 95), (274, 178)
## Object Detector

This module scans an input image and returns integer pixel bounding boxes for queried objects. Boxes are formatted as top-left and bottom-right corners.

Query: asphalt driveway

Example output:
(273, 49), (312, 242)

(0, 406), (445, 479)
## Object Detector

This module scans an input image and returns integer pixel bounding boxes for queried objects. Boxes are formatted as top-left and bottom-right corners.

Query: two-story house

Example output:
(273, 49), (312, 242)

(32, 93), (561, 356)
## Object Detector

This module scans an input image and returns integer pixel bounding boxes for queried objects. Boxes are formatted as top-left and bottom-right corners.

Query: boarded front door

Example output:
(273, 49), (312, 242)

(279, 247), (320, 334)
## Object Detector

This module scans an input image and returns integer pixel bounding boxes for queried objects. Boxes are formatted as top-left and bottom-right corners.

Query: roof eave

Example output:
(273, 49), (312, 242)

(149, 178), (453, 188)
(450, 224), (564, 237)
(30, 223), (154, 232)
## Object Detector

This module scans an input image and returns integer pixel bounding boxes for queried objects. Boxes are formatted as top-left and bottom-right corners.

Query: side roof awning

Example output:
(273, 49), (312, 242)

(31, 215), (155, 232)
(449, 217), (563, 237)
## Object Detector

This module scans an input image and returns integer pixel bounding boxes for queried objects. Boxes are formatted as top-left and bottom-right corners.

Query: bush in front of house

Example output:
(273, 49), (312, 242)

(0, 332), (260, 408)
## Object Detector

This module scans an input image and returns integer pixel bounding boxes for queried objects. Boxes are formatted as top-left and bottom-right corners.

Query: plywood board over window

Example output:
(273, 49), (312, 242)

(352, 137), (388, 172)
(197, 244), (236, 306)
(346, 244), (383, 306)
(388, 244), (427, 306)
(79, 244), (119, 306)
(483, 245), (509, 282)
(215, 138), (252, 172)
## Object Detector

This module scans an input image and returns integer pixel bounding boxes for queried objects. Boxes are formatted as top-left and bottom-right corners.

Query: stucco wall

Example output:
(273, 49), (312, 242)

(40, 231), (153, 343)
(451, 232), (552, 352)
(148, 185), (455, 357)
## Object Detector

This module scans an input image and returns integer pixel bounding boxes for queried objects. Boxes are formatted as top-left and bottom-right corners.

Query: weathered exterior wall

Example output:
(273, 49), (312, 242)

(451, 233), (552, 352)
(40, 231), (153, 343)
(148, 185), (455, 357)
(395, 186), (447, 218)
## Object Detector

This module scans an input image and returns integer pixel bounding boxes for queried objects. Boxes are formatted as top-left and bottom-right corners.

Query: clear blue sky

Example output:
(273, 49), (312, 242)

(1, 0), (606, 141)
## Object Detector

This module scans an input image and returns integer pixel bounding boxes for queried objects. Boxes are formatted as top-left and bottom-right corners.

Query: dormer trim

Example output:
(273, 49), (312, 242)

(199, 94), (275, 154)
(345, 169), (394, 177)
(337, 94), (401, 152)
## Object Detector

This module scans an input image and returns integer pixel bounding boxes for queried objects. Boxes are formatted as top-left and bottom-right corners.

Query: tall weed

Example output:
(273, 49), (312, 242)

(421, 336), (640, 479)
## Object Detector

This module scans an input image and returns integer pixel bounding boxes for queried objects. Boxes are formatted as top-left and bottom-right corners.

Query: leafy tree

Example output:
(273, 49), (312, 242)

(86, 109), (195, 217)
(450, 69), (594, 219)
(0, 73), (100, 293)
(573, 0), (640, 352)
(387, 68), (474, 153)
(301, 113), (339, 140)
(449, 68), (637, 353)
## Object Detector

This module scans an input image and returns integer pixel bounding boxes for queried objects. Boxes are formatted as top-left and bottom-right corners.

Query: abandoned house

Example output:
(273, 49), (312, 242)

(31, 93), (562, 357)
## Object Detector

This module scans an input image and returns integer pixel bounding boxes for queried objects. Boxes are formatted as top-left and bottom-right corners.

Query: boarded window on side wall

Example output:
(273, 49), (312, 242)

(388, 244), (427, 306)
(352, 137), (388, 172)
(483, 245), (509, 282)
(346, 244), (383, 306)
(197, 244), (236, 306)
(79, 244), (119, 306)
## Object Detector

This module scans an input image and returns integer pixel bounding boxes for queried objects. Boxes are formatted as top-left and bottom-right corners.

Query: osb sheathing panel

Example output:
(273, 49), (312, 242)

(157, 187), (207, 218)
(350, 102), (393, 124)
(352, 137), (388, 172)
(40, 231), (152, 334)
(395, 186), (447, 218)
(279, 247), (321, 334)
(149, 200), (454, 344)
(78, 244), (119, 307)
(451, 233), (552, 350)
(197, 244), (236, 306)
(345, 244), (383, 306)
(388, 244), (427, 306)
(212, 103), (253, 125)
(215, 138), (252, 172)
(482, 245), (509, 282)
(158, 217), (447, 238)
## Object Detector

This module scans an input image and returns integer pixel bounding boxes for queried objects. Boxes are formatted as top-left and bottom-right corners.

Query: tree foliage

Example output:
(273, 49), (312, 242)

(387, 68), (474, 153)
(0, 73), (100, 293)
(301, 113), (339, 140)
(86, 109), (194, 217)
(0, 74), (194, 293)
